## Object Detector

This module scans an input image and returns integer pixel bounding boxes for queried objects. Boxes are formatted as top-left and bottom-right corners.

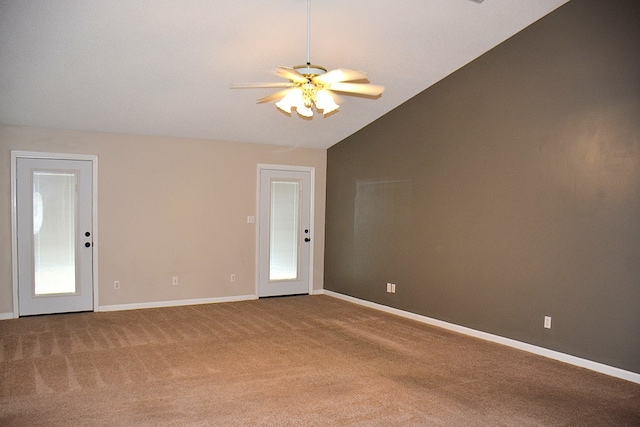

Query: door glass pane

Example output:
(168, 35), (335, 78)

(269, 181), (299, 281)
(33, 171), (77, 295)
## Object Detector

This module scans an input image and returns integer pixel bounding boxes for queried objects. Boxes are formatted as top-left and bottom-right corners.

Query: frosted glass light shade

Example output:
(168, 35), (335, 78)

(275, 89), (304, 114)
(275, 85), (340, 118)
(296, 105), (313, 117)
(315, 90), (339, 115)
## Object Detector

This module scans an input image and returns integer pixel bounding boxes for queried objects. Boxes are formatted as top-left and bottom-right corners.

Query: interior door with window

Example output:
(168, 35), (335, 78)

(258, 168), (312, 297)
(16, 157), (94, 316)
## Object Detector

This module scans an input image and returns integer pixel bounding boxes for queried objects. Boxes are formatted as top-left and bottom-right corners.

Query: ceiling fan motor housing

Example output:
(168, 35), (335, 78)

(293, 64), (327, 77)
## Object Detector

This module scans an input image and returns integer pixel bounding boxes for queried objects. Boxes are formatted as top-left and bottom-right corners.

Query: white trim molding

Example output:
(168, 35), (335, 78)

(98, 294), (258, 312)
(322, 290), (640, 385)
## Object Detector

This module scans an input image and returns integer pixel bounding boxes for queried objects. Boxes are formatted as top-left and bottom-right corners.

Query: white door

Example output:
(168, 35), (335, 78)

(16, 157), (94, 316)
(258, 168), (312, 297)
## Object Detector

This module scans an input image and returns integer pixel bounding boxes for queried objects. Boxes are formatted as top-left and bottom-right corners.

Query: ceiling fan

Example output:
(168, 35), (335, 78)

(231, 0), (384, 118)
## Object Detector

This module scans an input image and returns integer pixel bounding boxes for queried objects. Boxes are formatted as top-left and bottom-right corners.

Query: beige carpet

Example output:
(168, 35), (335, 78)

(1, 295), (639, 426)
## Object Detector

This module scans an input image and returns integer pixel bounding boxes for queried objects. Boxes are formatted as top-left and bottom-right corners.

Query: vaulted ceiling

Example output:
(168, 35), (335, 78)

(0, 0), (569, 149)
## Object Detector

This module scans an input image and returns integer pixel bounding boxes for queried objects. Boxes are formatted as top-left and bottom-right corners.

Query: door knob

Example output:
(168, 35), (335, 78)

(85, 242), (91, 247)
(304, 237), (311, 242)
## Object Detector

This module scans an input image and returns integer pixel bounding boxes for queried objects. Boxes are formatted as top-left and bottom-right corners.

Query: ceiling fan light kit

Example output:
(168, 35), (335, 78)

(232, 0), (384, 119)
(273, 64), (340, 117)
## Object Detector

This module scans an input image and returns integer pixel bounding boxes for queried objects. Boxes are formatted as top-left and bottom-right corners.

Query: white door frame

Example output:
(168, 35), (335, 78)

(256, 164), (315, 297)
(11, 151), (99, 318)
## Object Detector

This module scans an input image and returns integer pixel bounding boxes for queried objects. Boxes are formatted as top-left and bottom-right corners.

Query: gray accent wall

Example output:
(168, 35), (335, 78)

(324, 0), (640, 373)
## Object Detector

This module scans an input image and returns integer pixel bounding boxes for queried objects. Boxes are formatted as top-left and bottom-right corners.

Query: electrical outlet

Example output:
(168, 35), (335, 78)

(386, 283), (392, 292)
(544, 316), (552, 329)
(231, 274), (236, 282)
(172, 276), (179, 286)
(114, 280), (120, 290)
(391, 283), (396, 293)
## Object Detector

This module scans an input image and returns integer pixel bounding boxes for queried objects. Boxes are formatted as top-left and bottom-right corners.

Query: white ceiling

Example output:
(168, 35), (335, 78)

(0, 0), (569, 149)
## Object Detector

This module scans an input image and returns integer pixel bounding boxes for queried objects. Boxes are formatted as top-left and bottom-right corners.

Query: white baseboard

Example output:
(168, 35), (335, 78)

(3, 290), (320, 318)
(98, 294), (258, 312)
(322, 290), (640, 385)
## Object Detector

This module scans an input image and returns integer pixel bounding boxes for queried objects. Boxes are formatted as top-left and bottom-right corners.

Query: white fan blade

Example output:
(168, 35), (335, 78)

(231, 82), (294, 89)
(313, 68), (369, 84)
(257, 89), (293, 104)
(276, 67), (308, 83)
(328, 82), (385, 97)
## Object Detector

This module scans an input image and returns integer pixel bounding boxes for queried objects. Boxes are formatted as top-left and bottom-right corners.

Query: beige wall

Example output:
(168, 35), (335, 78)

(0, 126), (326, 314)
